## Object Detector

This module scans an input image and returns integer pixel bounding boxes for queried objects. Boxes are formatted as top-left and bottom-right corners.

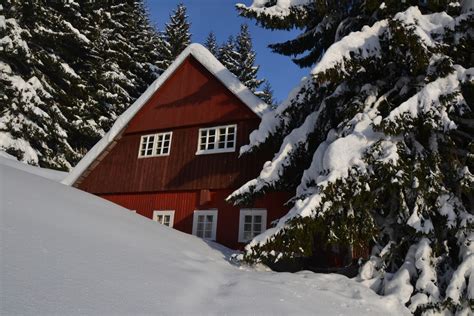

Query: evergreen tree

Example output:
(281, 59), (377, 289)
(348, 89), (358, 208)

(217, 25), (271, 102)
(256, 80), (275, 107)
(234, 24), (264, 92)
(230, 1), (474, 314)
(218, 36), (240, 76)
(157, 3), (191, 72)
(204, 31), (218, 56)
(0, 0), (161, 169)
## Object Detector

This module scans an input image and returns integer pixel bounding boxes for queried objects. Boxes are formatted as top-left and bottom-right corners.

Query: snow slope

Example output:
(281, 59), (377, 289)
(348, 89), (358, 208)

(0, 159), (409, 315)
(0, 151), (67, 181)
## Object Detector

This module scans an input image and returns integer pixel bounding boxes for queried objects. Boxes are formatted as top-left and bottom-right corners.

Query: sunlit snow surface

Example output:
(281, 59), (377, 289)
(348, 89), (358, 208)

(0, 157), (409, 315)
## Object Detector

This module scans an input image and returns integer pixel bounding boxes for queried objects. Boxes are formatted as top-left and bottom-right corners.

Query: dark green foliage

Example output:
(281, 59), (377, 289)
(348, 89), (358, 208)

(0, 0), (161, 169)
(156, 3), (191, 72)
(233, 1), (473, 313)
(204, 32), (218, 56)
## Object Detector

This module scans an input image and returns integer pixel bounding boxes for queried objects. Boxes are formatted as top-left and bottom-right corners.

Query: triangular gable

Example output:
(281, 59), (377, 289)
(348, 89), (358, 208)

(62, 43), (269, 186)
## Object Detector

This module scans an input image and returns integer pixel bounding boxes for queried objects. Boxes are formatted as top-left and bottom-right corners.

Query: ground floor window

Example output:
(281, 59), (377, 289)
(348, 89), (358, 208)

(238, 209), (267, 243)
(152, 210), (175, 227)
(192, 210), (218, 241)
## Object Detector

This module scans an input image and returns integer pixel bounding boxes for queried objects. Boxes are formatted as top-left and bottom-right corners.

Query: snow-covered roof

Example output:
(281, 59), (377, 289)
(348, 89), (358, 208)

(62, 43), (269, 186)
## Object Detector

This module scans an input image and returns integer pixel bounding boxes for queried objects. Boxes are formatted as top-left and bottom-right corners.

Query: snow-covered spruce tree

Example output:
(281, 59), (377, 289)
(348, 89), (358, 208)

(0, 0), (161, 169)
(85, 1), (160, 134)
(258, 80), (276, 108)
(234, 24), (264, 92)
(218, 35), (240, 76)
(204, 31), (219, 56)
(217, 25), (272, 100)
(156, 3), (191, 72)
(229, 1), (473, 314)
(0, 1), (90, 168)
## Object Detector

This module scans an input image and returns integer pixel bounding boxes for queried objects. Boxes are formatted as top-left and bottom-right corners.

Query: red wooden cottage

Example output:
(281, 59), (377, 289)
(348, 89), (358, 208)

(63, 43), (290, 250)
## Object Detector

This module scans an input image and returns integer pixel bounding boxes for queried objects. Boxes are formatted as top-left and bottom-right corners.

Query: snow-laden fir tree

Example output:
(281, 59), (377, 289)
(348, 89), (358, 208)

(156, 3), (191, 72)
(0, 0), (160, 169)
(259, 80), (276, 108)
(234, 24), (264, 92)
(217, 25), (273, 102)
(218, 35), (240, 77)
(204, 31), (219, 56)
(229, 0), (473, 314)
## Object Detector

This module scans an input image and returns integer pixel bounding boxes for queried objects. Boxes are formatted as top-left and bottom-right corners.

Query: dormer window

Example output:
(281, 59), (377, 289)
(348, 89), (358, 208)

(138, 132), (172, 158)
(196, 124), (236, 155)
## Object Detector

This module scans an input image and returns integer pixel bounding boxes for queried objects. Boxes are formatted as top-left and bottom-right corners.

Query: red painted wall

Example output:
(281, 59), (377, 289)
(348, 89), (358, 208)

(77, 54), (292, 250)
(100, 190), (292, 250)
(78, 56), (270, 194)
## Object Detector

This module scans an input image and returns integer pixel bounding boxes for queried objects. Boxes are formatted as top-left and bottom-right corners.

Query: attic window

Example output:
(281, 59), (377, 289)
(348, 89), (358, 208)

(196, 124), (236, 155)
(138, 132), (172, 158)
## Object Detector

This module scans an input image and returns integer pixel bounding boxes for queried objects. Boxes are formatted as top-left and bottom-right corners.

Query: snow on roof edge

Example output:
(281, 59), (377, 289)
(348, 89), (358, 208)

(62, 43), (268, 186)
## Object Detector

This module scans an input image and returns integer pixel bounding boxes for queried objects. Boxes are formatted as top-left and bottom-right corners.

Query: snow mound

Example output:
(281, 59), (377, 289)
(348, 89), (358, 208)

(0, 150), (66, 181)
(0, 159), (409, 315)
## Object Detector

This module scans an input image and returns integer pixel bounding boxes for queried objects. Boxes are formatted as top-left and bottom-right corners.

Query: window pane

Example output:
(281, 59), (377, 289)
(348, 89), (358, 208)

(244, 223), (252, 232)
(206, 215), (214, 223)
(254, 215), (262, 223)
(243, 231), (251, 241)
(205, 222), (212, 231)
(253, 223), (261, 233)
(196, 230), (204, 238)
(207, 143), (215, 150)
(227, 133), (235, 141)
(208, 129), (215, 136)
(244, 215), (252, 224)
(219, 128), (226, 135)
(226, 141), (234, 148)
(218, 142), (226, 149)
(198, 215), (205, 223)
(228, 127), (235, 134)
(204, 230), (212, 239)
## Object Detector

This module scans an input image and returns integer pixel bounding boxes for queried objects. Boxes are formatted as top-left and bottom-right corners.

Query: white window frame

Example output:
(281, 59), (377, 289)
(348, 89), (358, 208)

(196, 124), (237, 155)
(138, 131), (173, 158)
(152, 210), (175, 227)
(192, 209), (218, 241)
(238, 209), (267, 243)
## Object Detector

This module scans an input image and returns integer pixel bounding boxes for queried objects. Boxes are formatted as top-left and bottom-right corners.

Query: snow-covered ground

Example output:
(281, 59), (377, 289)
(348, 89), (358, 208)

(0, 156), (409, 315)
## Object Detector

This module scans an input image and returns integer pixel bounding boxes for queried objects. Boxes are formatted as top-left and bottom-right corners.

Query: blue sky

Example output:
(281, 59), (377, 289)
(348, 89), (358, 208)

(146, 0), (309, 103)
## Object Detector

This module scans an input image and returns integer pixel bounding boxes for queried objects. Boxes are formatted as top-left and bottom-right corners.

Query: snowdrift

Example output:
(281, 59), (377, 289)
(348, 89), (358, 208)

(0, 157), (409, 315)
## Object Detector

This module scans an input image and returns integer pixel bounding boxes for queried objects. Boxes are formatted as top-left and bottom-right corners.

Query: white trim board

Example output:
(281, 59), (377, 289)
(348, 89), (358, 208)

(63, 43), (269, 186)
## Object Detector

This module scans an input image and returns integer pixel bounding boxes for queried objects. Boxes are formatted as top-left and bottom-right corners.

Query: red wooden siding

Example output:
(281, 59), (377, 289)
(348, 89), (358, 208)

(78, 120), (266, 193)
(76, 52), (291, 251)
(78, 55), (269, 194)
(100, 190), (291, 250)
(126, 56), (257, 134)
